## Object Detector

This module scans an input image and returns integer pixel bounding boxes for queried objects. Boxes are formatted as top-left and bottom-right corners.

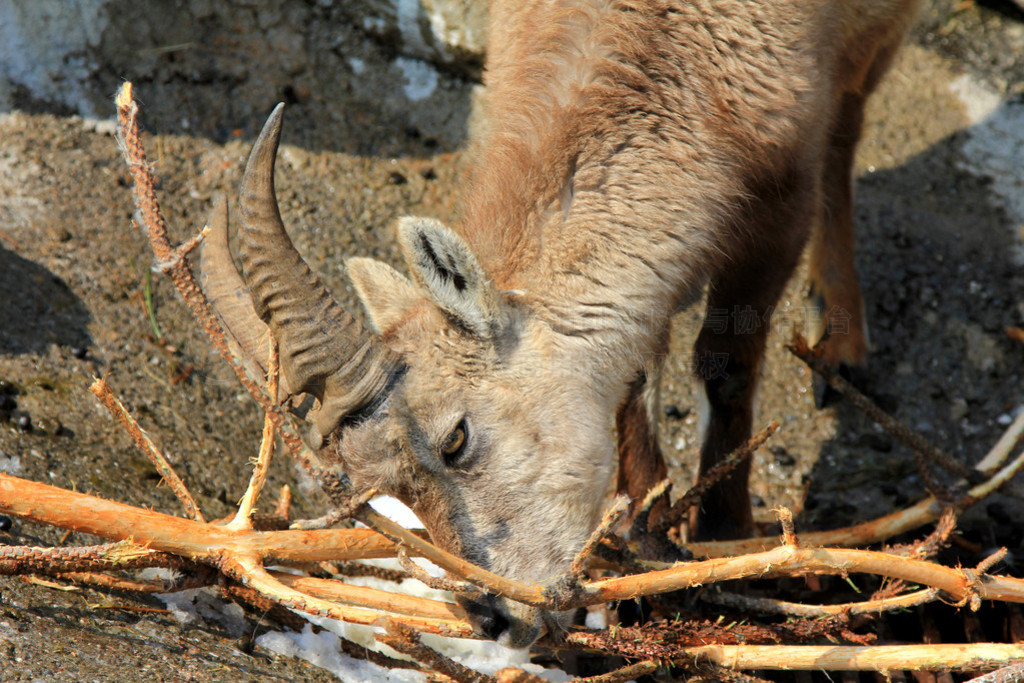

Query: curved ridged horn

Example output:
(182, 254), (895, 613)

(200, 195), (293, 399)
(238, 104), (401, 441)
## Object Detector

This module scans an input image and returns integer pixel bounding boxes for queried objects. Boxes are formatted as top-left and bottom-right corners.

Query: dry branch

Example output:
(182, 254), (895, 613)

(89, 377), (204, 522)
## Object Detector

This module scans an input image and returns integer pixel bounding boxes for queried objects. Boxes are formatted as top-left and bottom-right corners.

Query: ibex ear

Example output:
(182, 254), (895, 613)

(397, 216), (504, 339)
(346, 257), (422, 335)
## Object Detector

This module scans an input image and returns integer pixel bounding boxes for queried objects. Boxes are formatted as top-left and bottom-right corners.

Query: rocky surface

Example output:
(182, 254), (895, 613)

(0, 1), (1023, 680)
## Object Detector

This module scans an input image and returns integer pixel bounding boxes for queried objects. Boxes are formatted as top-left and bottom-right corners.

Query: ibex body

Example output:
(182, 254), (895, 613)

(204, 0), (920, 647)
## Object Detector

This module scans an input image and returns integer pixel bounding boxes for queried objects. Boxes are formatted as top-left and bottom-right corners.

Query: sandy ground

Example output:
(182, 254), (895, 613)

(1, 2), (1023, 680)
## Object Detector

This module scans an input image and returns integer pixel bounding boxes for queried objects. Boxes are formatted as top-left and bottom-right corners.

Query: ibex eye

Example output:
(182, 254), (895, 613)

(441, 420), (468, 466)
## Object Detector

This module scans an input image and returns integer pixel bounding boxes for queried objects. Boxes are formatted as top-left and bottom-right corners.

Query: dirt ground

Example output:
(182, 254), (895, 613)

(1, 2), (1023, 681)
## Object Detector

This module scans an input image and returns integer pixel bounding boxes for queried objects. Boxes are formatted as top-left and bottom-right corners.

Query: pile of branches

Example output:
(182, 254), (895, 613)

(2, 83), (1024, 682)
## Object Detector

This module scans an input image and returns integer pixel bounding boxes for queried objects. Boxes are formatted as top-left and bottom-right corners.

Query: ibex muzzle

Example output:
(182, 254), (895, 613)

(203, 0), (921, 647)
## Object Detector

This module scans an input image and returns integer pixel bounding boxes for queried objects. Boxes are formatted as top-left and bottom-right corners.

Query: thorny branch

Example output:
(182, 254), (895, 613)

(654, 421), (779, 536)
(788, 332), (979, 486)
(0, 83), (1022, 682)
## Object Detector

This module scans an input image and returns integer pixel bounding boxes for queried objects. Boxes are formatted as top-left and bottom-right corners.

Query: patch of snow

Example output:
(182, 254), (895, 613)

(259, 625), (426, 682)
(950, 75), (1024, 264)
(394, 0), (429, 55)
(949, 74), (1002, 125)
(371, 495), (425, 529)
(158, 588), (248, 637)
(395, 57), (438, 102)
(0, 0), (109, 115)
(585, 608), (607, 630)
(0, 450), (22, 474)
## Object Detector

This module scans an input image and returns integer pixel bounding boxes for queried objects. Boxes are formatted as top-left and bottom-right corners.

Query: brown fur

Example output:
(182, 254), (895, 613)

(329, 0), (922, 646)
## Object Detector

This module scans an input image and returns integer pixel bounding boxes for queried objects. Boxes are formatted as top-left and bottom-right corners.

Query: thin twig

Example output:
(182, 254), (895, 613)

(375, 619), (496, 683)
(788, 332), (978, 484)
(577, 660), (661, 683)
(229, 338), (280, 530)
(978, 548), (1009, 575)
(269, 570), (467, 621)
(114, 82), (311, 471)
(0, 540), (195, 575)
(275, 485), (292, 521)
(397, 548), (481, 595)
(53, 572), (181, 593)
(775, 506), (798, 547)
(570, 495), (630, 576)
(656, 421), (778, 535)
(704, 587), (941, 618)
(976, 407), (1024, 474)
(89, 377), (204, 522)
(966, 662), (1024, 683)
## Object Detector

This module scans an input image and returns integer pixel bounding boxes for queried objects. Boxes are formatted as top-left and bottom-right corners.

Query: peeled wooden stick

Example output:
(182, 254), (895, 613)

(0, 473), (403, 563)
(269, 570), (467, 622)
(220, 553), (474, 637)
(680, 644), (1024, 673)
(975, 407), (1024, 474)
(570, 495), (630, 575)
(586, 544), (1024, 607)
(704, 587), (941, 618)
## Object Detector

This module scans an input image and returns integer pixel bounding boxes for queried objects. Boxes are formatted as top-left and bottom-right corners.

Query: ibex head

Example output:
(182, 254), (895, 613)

(202, 105), (616, 648)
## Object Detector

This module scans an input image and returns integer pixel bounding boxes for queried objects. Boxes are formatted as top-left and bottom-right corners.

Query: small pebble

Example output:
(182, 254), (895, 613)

(15, 413), (32, 433)
(34, 417), (62, 437)
(769, 445), (795, 467)
(663, 404), (689, 420)
(387, 171), (407, 185)
(857, 433), (893, 453)
(70, 346), (88, 359)
(0, 516), (12, 532)
(950, 397), (969, 422)
(420, 167), (437, 181)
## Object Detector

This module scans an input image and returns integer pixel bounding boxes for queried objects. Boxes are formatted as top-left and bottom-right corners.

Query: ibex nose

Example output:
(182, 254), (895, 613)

(458, 594), (512, 641)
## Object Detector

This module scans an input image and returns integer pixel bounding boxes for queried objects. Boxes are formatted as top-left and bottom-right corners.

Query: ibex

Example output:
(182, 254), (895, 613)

(201, 0), (920, 647)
